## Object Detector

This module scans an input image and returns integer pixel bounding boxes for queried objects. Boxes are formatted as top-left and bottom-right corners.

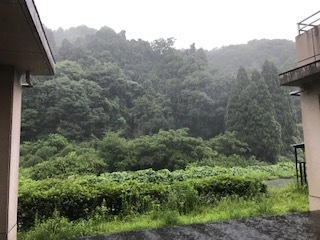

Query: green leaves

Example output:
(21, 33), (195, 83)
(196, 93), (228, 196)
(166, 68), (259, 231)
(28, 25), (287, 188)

(30, 151), (106, 180)
(98, 129), (218, 172)
(23, 26), (297, 164)
(208, 131), (251, 157)
(22, 77), (112, 141)
(18, 173), (267, 230)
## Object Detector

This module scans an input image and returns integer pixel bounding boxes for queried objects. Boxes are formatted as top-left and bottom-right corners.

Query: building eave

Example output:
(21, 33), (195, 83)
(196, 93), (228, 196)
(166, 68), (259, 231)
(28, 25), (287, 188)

(0, 0), (55, 75)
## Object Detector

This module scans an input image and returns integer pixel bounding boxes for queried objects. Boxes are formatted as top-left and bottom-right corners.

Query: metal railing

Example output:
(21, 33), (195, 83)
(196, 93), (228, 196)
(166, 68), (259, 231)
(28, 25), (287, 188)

(298, 10), (320, 35)
(292, 143), (307, 186)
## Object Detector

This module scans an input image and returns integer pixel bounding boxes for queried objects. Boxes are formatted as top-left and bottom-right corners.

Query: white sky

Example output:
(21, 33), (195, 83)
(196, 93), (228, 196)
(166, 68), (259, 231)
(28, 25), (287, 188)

(34, 0), (320, 50)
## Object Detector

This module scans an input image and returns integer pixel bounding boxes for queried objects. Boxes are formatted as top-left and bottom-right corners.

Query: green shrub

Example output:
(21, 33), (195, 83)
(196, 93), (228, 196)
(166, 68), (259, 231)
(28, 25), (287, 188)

(30, 150), (106, 180)
(188, 175), (266, 199)
(18, 175), (266, 230)
(194, 154), (265, 168)
(98, 162), (295, 184)
(167, 182), (198, 214)
(97, 129), (218, 172)
(98, 132), (130, 172)
(20, 134), (69, 168)
(207, 131), (251, 157)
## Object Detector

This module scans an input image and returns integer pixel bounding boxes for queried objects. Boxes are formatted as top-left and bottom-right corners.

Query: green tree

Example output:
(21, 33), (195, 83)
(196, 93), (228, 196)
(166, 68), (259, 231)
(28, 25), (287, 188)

(129, 129), (216, 171)
(55, 60), (86, 80)
(98, 132), (130, 172)
(22, 77), (111, 141)
(208, 131), (251, 157)
(261, 60), (297, 153)
(226, 68), (281, 163)
(225, 67), (251, 131)
(20, 134), (69, 168)
(151, 37), (175, 55)
(30, 150), (106, 180)
(240, 70), (281, 163)
(132, 93), (174, 136)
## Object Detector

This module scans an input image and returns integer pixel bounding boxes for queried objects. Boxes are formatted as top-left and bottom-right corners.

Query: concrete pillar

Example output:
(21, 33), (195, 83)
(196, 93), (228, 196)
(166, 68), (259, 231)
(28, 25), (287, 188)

(0, 66), (22, 240)
(300, 83), (320, 211)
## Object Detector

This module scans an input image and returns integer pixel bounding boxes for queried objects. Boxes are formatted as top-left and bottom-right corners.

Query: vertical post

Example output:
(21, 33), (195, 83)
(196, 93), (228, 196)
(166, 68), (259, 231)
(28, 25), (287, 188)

(294, 147), (299, 185)
(304, 162), (307, 185)
(0, 66), (22, 240)
(299, 163), (303, 185)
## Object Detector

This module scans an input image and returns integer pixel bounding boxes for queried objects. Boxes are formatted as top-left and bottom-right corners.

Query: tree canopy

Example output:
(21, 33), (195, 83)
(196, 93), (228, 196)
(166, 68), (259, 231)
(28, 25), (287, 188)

(21, 25), (299, 166)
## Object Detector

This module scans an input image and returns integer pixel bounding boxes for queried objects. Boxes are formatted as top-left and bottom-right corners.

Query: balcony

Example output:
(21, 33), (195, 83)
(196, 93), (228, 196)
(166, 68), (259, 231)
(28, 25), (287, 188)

(279, 11), (320, 86)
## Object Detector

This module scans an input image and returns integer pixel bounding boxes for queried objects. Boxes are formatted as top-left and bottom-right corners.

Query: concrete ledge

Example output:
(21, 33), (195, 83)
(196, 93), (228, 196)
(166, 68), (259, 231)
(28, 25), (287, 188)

(279, 60), (320, 86)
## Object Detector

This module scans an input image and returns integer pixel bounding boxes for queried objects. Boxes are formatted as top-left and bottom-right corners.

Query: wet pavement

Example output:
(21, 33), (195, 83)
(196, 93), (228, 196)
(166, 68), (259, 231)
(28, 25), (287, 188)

(74, 211), (320, 240)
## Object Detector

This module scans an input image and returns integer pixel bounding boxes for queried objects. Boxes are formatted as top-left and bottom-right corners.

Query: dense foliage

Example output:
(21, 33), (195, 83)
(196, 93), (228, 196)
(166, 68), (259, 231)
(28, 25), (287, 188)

(20, 25), (300, 164)
(225, 64), (297, 163)
(97, 162), (295, 183)
(18, 26), (303, 238)
(18, 173), (267, 229)
(20, 130), (269, 176)
(207, 39), (296, 73)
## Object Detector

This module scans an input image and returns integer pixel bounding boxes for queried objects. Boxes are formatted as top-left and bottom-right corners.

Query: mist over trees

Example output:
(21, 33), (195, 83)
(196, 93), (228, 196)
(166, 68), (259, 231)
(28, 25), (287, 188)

(21, 25), (299, 166)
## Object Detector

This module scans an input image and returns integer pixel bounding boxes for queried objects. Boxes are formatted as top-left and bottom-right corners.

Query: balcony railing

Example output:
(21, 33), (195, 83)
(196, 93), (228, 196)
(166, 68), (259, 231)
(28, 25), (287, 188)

(298, 10), (320, 34)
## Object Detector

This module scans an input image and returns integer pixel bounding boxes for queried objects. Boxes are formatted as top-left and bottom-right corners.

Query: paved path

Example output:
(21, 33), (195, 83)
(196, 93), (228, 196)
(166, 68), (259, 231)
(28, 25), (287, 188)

(266, 178), (295, 187)
(75, 211), (320, 240)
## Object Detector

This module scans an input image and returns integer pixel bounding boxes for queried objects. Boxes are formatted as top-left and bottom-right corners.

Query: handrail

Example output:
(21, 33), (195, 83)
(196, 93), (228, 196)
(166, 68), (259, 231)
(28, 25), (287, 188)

(298, 10), (320, 34)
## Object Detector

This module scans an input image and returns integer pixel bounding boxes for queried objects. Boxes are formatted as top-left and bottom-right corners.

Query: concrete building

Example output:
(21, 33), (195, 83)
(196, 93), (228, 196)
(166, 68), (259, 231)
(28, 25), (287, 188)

(0, 1), (55, 239)
(279, 10), (320, 211)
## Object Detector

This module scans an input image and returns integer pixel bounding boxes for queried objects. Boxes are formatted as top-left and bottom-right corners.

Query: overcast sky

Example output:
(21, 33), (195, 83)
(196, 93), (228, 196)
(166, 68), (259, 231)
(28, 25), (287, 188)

(34, 0), (320, 50)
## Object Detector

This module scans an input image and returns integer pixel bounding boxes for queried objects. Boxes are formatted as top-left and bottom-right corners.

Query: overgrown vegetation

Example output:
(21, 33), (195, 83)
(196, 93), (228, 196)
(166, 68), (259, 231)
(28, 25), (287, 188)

(18, 26), (304, 239)
(18, 184), (308, 240)
(20, 130), (298, 179)
(18, 174), (267, 229)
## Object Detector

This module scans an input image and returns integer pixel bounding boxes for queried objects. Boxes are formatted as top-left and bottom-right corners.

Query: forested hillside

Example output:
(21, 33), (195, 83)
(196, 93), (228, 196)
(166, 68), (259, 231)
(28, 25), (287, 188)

(18, 25), (307, 239)
(207, 39), (296, 73)
(21, 25), (299, 167)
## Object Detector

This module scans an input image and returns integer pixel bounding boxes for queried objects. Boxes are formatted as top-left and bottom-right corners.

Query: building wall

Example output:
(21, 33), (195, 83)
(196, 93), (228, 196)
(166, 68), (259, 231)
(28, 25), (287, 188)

(296, 25), (320, 67)
(301, 83), (320, 211)
(295, 23), (320, 211)
(0, 66), (22, 240)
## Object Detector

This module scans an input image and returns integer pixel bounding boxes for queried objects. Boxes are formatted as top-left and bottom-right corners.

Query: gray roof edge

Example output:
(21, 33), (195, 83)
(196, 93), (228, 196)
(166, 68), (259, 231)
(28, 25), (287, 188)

(21, 0), (55, 75)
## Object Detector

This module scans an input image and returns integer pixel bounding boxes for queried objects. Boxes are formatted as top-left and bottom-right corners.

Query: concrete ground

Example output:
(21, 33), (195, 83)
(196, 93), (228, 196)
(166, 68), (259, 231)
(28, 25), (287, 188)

(74, 211), (320, 240)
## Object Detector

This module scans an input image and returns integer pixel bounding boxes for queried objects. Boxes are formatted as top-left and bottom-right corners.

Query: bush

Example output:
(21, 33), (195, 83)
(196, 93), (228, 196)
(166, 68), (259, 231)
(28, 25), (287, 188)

(20, 134), (69, 168)
(128, 129), (217, 171)
(98, 132), (130, 172)
(158, 182), (200, 215)
(207, 131), (251, 157)
(97, 129), (218, 172)
(18, 175), (266, 230)
(189, 175), (266, 198)
(195, 154), (266, 168)
(98, 162), (295, 184)
(30, 150), (106, 180)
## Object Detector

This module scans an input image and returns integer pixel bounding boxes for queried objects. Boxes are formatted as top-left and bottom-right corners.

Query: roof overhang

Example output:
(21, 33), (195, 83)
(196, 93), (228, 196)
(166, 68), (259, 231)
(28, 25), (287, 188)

(279, 60), (320, 87)
(0, 0), (55, 75)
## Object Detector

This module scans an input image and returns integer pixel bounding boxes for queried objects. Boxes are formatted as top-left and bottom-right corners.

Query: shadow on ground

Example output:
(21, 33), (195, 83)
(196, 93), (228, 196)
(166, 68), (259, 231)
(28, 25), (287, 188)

(74, 211), (320, 240)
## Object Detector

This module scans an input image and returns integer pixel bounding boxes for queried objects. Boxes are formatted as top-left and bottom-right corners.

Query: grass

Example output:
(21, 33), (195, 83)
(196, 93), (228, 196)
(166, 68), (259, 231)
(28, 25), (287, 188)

(18, 184), (308, 240)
